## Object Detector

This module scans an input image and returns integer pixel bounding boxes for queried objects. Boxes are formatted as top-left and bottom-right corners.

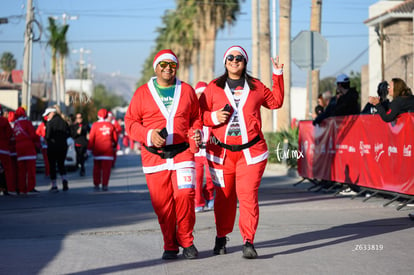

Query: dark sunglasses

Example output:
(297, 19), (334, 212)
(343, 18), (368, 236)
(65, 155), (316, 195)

(159, 61), (177, 69)
(226, 54), (244, 62)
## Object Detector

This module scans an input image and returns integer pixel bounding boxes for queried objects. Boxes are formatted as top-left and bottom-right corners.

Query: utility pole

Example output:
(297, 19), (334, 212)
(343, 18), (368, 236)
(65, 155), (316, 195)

(22, 0), (33, 116)
(72, 48), (91, 109)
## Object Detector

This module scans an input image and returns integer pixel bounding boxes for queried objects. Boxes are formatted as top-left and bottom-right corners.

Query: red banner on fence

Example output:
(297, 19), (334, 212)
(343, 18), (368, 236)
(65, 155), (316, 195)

(297, 113), (414, 195)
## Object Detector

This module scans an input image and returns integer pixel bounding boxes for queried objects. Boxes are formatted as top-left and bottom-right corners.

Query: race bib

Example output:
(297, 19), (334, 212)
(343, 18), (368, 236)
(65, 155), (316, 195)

(209, 167), (225, 187)
(176, 168), (195, 189)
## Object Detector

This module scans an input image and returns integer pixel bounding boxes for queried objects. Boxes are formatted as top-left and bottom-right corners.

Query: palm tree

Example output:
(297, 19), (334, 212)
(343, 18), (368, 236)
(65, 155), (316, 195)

(259, 0), (272, 132)
(310, 0), (322, 119)
(57, 24), (69, 113)
(47, 17), (69, 111)
(277, 0), (291, 131)
(0, 52), (17, 82)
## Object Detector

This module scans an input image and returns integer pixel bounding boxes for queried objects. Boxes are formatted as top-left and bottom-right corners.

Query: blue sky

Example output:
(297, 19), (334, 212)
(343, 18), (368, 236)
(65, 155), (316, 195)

(0, 0), (378, 87)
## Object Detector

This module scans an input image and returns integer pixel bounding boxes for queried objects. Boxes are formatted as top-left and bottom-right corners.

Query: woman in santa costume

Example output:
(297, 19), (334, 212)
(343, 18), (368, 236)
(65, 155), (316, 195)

(199, 45), (284, 259)
(0, 105), (14, 195)
(87, 109), (118, 191)
(124, 49), (202, 260)
(13, 107), (41, 195)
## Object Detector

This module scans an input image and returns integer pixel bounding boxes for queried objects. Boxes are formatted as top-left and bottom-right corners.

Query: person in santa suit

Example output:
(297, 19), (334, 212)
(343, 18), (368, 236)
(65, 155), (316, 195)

(35, 115), (50, 177)
(124, 49), (202, 260)
(87, 109), (118, 191)
(199, 45), (284, 259)
(43, 107), (71, 193)
(107, 111), (122, 167)
(193, 81), (215, 213)
(13, 107), (41, 195)
(70, 113), (90, 176)
(0, 105), (14, 195)
(7, 111), (18, 194)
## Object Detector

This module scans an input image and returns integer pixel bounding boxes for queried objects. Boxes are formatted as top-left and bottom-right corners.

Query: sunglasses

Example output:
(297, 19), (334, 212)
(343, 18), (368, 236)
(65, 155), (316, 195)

(226, 54), (244, 62)
(159, 61), (177, 69)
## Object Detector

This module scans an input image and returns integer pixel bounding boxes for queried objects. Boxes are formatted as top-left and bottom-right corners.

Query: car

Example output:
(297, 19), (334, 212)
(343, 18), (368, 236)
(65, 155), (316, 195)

(36, 137), (77, 172)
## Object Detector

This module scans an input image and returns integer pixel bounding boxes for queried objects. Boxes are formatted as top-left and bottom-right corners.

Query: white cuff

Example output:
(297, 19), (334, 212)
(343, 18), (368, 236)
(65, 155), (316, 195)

(211, 111), (220, 126)
(273, 68), (283, 75)
(147, 130), (154, 146)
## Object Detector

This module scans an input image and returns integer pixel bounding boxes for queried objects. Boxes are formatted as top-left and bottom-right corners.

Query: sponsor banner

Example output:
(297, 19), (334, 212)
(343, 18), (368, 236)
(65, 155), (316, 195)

(298, 113), (414, 195)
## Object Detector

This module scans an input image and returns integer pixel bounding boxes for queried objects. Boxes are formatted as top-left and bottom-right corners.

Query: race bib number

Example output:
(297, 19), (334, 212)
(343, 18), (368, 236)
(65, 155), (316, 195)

(176, 168), (195, 189)
(209, 167), (225, 187)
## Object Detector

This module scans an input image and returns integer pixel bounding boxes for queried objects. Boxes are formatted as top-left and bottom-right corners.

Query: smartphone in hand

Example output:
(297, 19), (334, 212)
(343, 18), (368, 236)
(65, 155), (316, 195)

(223, 104), (232, 112)
(159, 128), (168, 139)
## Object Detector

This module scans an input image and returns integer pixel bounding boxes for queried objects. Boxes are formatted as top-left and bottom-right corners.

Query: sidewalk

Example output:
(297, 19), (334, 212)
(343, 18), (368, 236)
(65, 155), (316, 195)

(0, 154), (413, 275)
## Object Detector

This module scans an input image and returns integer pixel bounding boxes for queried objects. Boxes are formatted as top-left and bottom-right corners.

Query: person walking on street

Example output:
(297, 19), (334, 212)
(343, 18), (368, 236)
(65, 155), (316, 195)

(87, 109), (118, 191)
(199, 45), (284, 259)
(43, 108), (70, 192)
(13, 107), (41, 195)
(125, 49), (202, 260)
(193, 81), (215, 213)
(0, 105), (14, 195)
(107, 111), (122, 168)
(70, 113), (90, 176)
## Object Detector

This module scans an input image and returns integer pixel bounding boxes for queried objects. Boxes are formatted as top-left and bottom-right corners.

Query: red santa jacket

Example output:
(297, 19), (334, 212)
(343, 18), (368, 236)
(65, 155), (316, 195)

(88, 119), (118, 160)
(199, 73), (284, 165)
(13, 117), (40, 161)
(35, 121), (47, 149)
(0, 116), (13, 155)
(124, 77), (202, 174)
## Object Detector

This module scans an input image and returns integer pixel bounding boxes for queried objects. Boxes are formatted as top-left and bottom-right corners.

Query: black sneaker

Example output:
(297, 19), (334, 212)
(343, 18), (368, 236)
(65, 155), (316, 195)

(213, 236), (228, 255)
(242, 241), (258, 259)
(182, 244), (198, 259)
(29, 188), (40, 193)
(62, 180), (69, 191)
(162, 250), (179, 260)
(49, 186), (58, 193)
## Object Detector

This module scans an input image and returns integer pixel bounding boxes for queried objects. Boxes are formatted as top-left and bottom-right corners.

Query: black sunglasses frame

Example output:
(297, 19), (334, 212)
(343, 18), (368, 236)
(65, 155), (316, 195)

(226, 54), (244, 62)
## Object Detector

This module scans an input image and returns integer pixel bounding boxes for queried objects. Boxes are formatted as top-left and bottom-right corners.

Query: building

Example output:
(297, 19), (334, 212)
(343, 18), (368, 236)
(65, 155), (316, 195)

(365, 0), (414, 97)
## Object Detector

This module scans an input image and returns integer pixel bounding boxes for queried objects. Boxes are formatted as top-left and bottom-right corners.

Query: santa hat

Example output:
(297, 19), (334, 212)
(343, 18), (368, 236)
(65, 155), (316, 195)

(195, 81), (207, 94)
(15, 107), (26, 118)
(8, 111), (15, 122)
(223, 45), (249, 65)
(97, 108), (108, 119)
(153, 49), (179, 71)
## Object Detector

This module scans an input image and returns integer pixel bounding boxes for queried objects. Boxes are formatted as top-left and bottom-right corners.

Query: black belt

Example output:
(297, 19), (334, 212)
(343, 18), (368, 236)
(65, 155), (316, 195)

(144, 142), (189, 159)
(211, 135), (261, 152)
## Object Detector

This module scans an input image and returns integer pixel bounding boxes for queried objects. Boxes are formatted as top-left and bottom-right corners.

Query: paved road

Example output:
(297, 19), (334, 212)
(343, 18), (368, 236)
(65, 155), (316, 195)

(0, 153), (413, 275)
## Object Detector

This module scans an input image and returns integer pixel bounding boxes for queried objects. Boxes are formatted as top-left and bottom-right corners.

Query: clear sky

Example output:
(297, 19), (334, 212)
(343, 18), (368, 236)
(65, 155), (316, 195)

(0, 0), (379, 87)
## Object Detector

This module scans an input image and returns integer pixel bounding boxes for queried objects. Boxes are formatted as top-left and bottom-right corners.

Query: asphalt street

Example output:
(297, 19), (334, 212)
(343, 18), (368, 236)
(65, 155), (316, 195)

(0, 152), (413, 275)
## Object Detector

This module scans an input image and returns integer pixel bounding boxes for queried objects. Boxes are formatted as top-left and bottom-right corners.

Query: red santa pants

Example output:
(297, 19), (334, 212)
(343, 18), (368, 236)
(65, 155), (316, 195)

(209, 147), (267, 244)
(0, 154), (15, 192)
(17, 159), (36, 194)
(145, 168), (196, 250)
(93, 159), (113, 186)
(194, 156), (214, 207)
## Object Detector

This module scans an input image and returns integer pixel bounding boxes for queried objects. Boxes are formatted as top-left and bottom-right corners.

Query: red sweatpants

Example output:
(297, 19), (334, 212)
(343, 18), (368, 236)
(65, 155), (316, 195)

(145, 168), (196, 250)
(17, 159), (36, 194)
(93, 159), (113, 187)
(209, 149), (267, 244)
(195, 156), (214, 207)
(0, 154), (15, 192)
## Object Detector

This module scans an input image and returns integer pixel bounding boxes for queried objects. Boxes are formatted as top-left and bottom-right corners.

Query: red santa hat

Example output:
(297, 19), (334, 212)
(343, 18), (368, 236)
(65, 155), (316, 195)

(195, 81), (207, 94)
(97, 108), (108, 119)
(15, 107), (26, 118)
(153, 49), (179, 71)
(223, 45), (249, 65)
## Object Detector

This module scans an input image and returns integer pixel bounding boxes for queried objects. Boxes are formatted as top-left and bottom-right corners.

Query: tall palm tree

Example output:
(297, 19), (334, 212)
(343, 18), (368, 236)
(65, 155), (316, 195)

(259, 0), (272, 132)
(277, 0), (291, 131)
(310, 0), (322, 119)
(0, 52), (17, 82)
(47, 17), (69, 110)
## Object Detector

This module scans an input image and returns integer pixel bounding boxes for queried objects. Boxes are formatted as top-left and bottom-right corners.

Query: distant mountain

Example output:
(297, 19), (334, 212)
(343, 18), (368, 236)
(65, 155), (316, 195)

(93, 71), (138, 102)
